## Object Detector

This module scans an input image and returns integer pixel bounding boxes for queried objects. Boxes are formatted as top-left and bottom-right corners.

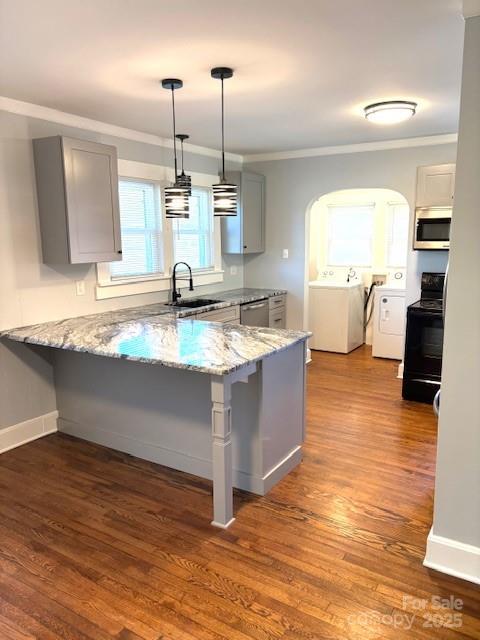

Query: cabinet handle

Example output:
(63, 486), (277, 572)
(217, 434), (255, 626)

(243, 245), (247, 249)
(244, 302), (267, 310)
(117, 250), (123, 254)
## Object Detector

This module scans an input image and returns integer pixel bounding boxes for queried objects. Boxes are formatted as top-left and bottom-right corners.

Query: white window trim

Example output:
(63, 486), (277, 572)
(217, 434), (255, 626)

(96, 159), (223, 300)
(385, 201), (409, 269)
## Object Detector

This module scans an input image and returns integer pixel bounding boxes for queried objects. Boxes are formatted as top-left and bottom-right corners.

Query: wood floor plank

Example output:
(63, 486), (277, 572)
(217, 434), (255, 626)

(0, 345), (479, 639)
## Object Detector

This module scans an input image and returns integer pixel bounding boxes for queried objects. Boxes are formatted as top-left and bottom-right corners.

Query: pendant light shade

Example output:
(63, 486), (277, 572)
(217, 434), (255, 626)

(213, 183), (237, 215)
(211, 67), (237, 217)
(161, 78), (189, 218)
(164, 187), (190, 217)
(175, 134), (192, 195)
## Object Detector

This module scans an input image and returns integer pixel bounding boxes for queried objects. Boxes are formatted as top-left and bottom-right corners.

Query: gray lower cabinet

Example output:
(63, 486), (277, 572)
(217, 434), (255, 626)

(269, 295), (286, 329)
(269, 308), (286, 329)
(195, 305), (240, 324)
(195, 298), (285, 328)
(33, 136), (122, 264)
(221, 171), (265, 254)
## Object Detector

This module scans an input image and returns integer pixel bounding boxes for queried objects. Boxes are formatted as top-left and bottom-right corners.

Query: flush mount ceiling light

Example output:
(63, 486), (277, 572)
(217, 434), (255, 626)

(175, 134), (192, 195)
(211, 67), (238, 217)
(364, 100), (417, 125)
(161, 78), (189, 218)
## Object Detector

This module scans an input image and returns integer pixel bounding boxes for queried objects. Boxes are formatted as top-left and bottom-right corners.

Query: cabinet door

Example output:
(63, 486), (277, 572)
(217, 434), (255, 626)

(269, 295), (286, 310)
(416, 164), (455, 207)
(221, 171), (265, 254)
(269, 308), (286, 329)
(196, 306), (240, 323)
(242, 172), (265, 253)
(62, 137), (122, 263)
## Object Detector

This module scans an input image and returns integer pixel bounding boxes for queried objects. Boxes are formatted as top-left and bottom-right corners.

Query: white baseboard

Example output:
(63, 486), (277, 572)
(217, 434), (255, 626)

(424, 527), (480, 585)
(261, 446), (302, 494)
(211, 517), (236, 529)
(0, 410), (58, 454)
(58, 417), (301, 496)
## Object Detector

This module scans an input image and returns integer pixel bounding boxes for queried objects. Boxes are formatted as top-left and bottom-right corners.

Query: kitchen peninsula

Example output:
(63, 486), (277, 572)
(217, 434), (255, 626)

(2, 291), (310, 528)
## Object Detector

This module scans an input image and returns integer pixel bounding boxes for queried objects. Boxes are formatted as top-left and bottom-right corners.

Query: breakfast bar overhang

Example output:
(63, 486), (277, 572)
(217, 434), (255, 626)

(2, 308), (310, 528)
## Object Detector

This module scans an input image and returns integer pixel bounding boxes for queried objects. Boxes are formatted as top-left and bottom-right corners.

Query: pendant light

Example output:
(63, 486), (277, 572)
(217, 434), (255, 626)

(175, 134), (192, 195)
(161, 78), (189, 218)
(211, 67), (237, 216)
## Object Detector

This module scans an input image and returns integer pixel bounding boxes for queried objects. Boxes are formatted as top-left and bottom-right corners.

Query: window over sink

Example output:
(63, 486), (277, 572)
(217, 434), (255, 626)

(96, 159), (223, 300)
(172, 187), (214, 272)
(110, 179), (164, 280)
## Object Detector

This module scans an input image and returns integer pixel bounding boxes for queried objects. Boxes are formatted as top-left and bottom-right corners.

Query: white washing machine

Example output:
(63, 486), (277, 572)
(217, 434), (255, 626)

(372, 285), (406, 359)
(308, 281), (365, 353)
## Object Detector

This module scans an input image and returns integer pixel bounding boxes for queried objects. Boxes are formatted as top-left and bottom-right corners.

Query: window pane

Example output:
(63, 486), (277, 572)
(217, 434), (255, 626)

(386, 203), (409, 267)
(327, 205), (374, 266)
(177, 194), (200, 232)
(110, 180), (163, 279)
(173, 188), (214, 270)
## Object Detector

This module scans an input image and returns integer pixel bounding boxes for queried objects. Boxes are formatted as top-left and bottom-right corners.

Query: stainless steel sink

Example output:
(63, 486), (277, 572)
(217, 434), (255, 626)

(166, 298), (222, 310)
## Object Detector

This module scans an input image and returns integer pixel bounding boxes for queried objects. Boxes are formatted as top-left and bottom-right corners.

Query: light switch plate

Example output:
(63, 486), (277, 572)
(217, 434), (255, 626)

(282, 249), (289, 259)
(230, 265), (237, 276)
(75, 280), (86, 296)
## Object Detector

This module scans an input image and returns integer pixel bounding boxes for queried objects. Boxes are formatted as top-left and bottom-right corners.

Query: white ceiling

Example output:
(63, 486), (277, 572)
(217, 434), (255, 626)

(0, 0), (465, 155)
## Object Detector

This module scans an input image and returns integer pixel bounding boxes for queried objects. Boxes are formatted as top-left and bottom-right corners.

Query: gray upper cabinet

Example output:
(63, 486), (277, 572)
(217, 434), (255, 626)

(416, 163), (456, 207)
(221, 171), (265, 254)
(33, 136), (122, 264)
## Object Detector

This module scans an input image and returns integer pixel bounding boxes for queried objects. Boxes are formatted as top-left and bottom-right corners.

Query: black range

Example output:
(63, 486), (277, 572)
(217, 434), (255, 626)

(402, 272), (445, 403)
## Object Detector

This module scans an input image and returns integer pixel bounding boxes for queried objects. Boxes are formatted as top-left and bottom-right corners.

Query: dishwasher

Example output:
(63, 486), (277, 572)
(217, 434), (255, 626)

(240, 298), (270, 327)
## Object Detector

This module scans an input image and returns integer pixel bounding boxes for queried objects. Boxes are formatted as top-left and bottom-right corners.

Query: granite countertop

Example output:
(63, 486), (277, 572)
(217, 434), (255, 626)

(2, 288), (310, 376)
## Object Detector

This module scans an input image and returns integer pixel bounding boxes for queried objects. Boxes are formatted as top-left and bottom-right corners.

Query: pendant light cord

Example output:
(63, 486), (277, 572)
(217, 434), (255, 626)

(171, 85), (178, 178)
(221, 76), (225, 181)
(180, 138), (185, 175)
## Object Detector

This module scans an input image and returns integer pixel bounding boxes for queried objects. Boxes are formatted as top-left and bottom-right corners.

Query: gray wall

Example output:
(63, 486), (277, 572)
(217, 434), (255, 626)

(432, 16), (480, 548)
(244, 144), (456, 329)
(0, 342), (56, 429)
(0, 109), (243, 429)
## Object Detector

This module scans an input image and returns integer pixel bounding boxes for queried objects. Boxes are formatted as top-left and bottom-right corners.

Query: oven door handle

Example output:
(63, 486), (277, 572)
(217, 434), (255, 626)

(433, 389), (441, 417)
(443, 263), (449, 326)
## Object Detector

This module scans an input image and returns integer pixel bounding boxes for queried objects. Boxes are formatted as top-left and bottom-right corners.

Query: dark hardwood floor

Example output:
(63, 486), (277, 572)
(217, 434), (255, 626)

(0, 345), (479, 639)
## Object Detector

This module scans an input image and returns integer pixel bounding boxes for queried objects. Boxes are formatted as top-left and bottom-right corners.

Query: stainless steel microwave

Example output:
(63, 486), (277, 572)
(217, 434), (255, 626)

(413, 207), (451, 250)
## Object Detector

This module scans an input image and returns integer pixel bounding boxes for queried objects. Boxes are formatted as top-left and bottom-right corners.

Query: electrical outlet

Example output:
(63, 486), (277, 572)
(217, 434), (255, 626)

(282, 249), (289, 259)
(230, 265), (237, 276)
(75, 280), (86, 296)
(372, 273), (387, 286)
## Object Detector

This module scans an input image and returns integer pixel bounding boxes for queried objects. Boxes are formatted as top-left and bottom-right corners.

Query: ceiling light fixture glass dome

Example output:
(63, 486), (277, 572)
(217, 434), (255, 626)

(364, 100), (417, 124)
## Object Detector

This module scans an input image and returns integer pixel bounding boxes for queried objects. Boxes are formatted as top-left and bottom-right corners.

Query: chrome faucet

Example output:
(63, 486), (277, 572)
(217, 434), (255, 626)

(171, 262), (194, 303)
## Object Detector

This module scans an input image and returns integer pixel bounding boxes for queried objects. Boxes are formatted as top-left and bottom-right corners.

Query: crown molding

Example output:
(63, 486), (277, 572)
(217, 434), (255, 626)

(0, 96), (243, 163)
(0, 96), (458, 166)
(243, 133), (458, 163)
(463, 0), (480, 18)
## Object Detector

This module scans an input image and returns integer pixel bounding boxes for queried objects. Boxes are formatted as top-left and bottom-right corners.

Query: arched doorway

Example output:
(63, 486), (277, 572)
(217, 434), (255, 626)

(304, 188), (410, 353)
